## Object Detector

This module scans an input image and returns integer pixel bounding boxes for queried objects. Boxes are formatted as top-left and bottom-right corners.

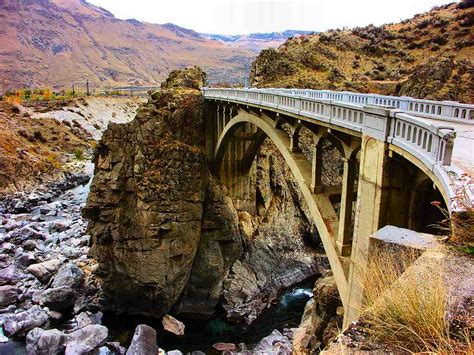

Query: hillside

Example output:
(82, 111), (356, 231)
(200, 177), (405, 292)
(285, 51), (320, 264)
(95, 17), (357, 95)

(250, 2), (474, 103)
(0, 0), (256, 90)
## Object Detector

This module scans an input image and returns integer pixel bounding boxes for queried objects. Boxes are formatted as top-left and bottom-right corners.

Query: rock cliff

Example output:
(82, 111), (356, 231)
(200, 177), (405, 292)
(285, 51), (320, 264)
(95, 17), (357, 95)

(84, 67), (327, 322)
(84, 67), (243, 317)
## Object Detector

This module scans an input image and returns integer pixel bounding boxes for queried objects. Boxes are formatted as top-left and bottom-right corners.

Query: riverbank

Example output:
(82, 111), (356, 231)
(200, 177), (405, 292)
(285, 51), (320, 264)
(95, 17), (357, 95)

(0, 159), (319, 353)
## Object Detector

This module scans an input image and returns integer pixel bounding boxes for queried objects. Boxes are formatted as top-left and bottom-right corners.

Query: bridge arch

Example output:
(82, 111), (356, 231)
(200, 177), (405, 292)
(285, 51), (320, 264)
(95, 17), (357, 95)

(213, 109), (350, 306)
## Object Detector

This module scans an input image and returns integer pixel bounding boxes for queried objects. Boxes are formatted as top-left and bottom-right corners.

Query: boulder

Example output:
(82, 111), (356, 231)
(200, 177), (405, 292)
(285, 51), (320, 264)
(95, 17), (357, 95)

(0, 285), (18, 307)
(27, 259), (62, 283)
(7, 226), (45, 243)
(40, 286), (77, 312)
(106, 341), (127, 355)
(65, 324), (108, 355)
(292, 276), (343, 353)
(162, 314), (185, 336)
(3, 305), (49, 337)
(253, 329), (292, 354)
(26, 328), (67, 355)
(51, 262), (84, 288)
(23, 240), (37, 251)
(0, 266), (20, 285)
(126, 324), (158, 355)
(212, 343), (236, 351)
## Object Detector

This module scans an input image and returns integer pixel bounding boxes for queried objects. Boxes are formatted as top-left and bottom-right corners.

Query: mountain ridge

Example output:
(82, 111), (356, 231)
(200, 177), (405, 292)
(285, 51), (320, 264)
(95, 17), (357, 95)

(0, 0), (310, 91)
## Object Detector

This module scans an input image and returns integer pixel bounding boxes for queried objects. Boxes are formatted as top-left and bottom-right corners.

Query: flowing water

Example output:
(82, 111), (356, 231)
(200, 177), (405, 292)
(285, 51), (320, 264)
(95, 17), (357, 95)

(102, 278), (315, 353)
(0, 163), (316, 353)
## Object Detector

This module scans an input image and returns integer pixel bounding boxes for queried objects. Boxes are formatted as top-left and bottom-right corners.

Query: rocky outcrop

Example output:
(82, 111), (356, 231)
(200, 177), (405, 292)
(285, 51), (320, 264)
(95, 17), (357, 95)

(396, 57), (474, 102)
(293, 276), (343, 353)
(84, 67), (243, 317)
(177, 178), (244, 316)
(161, 66), (207, 90)
(84, 67), (333, 323)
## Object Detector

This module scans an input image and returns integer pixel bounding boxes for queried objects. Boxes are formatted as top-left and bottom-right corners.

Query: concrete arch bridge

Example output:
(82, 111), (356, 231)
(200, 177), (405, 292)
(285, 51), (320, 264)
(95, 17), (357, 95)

(202, 88), (474, 324)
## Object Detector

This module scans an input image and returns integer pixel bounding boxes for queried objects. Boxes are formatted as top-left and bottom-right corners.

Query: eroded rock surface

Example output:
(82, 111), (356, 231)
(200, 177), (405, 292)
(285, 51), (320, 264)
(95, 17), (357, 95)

(84, 67), (243, 317)
(293, 275), (343, 353)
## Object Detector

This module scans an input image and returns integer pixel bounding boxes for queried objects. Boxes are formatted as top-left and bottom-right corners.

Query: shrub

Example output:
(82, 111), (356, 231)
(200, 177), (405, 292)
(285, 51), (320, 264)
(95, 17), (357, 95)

(417, 19), (431, 29)
(432, 35), (449, 46)
(74, 148), (84, 160)
(33, 131), (46, 143)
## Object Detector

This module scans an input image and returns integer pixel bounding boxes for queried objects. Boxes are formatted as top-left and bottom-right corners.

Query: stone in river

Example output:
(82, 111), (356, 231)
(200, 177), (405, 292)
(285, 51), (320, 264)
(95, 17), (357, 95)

(27, 259), (63, 283)
(65, 324), (108, 355)
(0, 266), (20, 285)
(0, 285), (18, 307)
(212, 343), (237, 351)
(51, 262), (84, 288)
(3, 305), (49, 337)
(40, 286), (77, 312)
(26, 327), (67, 355)
(162, 314), (185, 336)
(126, 324), (158, 355)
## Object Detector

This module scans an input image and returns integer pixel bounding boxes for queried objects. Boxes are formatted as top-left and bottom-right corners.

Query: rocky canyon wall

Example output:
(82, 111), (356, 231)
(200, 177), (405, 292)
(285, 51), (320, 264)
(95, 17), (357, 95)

(84, 67), (331, 322)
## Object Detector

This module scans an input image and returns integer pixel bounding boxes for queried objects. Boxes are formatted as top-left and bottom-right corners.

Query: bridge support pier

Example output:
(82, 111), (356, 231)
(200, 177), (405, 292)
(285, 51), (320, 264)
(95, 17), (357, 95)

(344, 135), (389, 325)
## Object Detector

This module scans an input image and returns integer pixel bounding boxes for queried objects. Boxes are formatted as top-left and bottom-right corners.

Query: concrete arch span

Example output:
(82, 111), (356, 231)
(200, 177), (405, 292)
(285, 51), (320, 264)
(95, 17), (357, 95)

(213, 110), (351, 306)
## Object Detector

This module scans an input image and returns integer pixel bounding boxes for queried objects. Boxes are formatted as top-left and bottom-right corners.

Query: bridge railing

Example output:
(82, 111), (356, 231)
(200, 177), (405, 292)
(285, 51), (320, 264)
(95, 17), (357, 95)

(263, 88), (474, 122)
(203, 88), (456, 169)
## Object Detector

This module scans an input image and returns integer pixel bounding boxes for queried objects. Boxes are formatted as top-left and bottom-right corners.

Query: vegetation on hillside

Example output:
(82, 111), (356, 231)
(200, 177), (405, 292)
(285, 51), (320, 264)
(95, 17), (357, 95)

(361, 248), (472, 354)
(250, 2), (474, 103)
(0, 101), (92, 192)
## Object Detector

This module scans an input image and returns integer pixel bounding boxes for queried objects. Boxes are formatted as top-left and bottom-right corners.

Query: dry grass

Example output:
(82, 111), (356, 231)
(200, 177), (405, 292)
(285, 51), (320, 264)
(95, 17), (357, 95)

(451, 207), (474, 249)
(361, 248), (471, 354)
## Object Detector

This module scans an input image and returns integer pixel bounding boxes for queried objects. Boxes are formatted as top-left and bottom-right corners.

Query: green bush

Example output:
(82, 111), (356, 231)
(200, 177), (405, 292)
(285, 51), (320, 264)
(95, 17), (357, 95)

(74, 148), (84, 160)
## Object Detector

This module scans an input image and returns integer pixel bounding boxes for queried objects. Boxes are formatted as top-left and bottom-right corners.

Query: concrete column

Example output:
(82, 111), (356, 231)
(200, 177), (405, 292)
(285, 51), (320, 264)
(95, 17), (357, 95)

(337, 157), (356, 256)
(216, 105), (221, 138)
(221, 106), (227, 133)
(344, 135), (389, 326)
(310, 143), (323, 193)
(289, 127), (301, 153)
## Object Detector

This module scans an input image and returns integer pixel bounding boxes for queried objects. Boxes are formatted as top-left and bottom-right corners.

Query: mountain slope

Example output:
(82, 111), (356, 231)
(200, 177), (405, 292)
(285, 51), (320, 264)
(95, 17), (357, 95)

(0, 0), (255, 90)
(250, 2), (474, 103)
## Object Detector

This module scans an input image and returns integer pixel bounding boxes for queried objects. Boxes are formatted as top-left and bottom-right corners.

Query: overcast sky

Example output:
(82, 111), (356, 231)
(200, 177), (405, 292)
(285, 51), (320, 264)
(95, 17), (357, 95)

(88, 0), (455, 35)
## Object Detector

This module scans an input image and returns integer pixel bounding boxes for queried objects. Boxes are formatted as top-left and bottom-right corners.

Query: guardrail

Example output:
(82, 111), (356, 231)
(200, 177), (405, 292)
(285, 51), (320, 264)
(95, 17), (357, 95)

(203, 88), (456, 171)
(263, 88), (474, 122)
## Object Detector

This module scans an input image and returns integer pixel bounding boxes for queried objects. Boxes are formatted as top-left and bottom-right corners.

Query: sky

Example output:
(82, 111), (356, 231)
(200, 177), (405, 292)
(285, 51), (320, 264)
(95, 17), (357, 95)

(88, 0), (455, 35)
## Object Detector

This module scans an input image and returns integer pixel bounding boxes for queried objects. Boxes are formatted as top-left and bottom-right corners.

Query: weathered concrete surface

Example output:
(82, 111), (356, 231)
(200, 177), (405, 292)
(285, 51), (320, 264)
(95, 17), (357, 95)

(345, 136), (389, 325)
(370, 225), (439, 251)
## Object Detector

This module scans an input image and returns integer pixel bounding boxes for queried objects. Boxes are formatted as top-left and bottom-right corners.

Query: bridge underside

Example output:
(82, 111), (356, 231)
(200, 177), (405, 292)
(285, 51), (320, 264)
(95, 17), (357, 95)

(205, 101), (448, 324)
